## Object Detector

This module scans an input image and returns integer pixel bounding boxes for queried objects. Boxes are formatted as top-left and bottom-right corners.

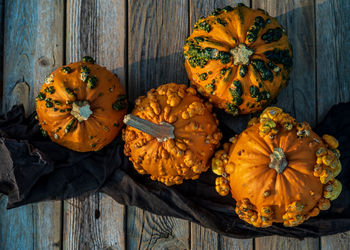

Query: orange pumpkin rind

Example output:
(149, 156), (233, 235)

(123, 83), (222, 186)
(212, 106), (342, 227)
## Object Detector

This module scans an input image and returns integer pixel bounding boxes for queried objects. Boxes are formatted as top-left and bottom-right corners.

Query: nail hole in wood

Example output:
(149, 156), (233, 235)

(95, 209), (100, 219)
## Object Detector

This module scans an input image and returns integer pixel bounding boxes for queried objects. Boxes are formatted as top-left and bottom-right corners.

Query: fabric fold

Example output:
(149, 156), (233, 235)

(0, 103), (349, 239)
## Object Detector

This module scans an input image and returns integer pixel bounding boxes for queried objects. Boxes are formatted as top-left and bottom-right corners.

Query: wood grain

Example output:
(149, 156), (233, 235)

(0, 0), (3, 113)
(220, 235), (254, 250)
(64, 0), (126, 249)
(316, 0), (350, 122)
(189, 1), (254, 249)
(255, 236), (319, 250)
(321, 232), (350, 250)
(0, 198), (62, 250)
(316, 0), (350, 248)
(127, 208), (189, 250)
(0, 0), (63, 249)
(252, 0), (319, 249)
(191, 223), (218, 250)
(127, 1), (190, 249)
(127, 0), (189, 101)
(64, 195), (125, 250)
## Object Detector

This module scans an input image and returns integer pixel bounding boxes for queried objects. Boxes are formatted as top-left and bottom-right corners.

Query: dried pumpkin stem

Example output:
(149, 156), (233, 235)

(123, 114), (175, 142)
(71, 101), (93, 122)
(269, 148), (288, 174)
(229, 43), (254, 65)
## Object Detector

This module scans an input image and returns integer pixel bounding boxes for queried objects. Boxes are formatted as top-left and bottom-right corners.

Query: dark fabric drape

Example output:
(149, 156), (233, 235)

(1, 103), (349, 239)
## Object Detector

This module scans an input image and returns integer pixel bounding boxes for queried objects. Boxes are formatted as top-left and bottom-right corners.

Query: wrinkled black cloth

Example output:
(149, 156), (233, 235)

(0, 103), (350, 239)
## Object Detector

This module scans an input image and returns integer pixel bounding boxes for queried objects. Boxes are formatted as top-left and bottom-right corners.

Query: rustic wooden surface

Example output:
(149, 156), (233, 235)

(0, 1), (63, 250)
(0, 0), (3, 112)
(1, 0), (350, 250)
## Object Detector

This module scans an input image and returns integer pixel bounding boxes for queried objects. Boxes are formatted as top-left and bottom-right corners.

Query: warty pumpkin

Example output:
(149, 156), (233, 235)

(184, 4), (293, 115)
(212, 107), (342, 227)
(123, 83), (222, 186)
(36, 56), (128, 152)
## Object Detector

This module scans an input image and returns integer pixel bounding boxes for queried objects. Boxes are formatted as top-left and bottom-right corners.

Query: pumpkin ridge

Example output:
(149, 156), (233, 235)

(245, 127), (274, 154)
(283, 161), (315, 177)
(255, 169), (278, 211)
(213, 67), (240, 104)
(276, 130), (298, 153)
(199, 36), (233, 50)
(274, 173), (291, 218)
(282, 168), (322, 210)
(249, 61), (272, 91)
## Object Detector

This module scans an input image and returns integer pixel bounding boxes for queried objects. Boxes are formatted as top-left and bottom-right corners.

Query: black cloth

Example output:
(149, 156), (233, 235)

(0, 103), (349, 239)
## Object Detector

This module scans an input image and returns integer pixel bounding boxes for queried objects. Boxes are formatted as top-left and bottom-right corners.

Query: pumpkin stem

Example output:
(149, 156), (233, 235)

(71, 101), (93, 122)
(269, 148), (288, 174)
(229, 43), (254, 65)
(123, 114), (175, 142)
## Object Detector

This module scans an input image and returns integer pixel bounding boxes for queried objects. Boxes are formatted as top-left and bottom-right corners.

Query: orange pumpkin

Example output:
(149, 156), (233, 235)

(123, 83), (222, 186)
(184, 4), (293, 115)
(36, 57), (128, 152)
(212, 107), (342, 227)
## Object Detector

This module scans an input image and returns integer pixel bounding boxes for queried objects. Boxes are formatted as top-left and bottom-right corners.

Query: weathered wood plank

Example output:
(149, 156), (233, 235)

(64, 195), (125, 250)
(0, 0), (4, 113)
(0, 0), (63, 249)
(321, 232), (350, 250)
(0, 197), (62, 250)
(191, 223), (218, 250)
(255, 236), (319, 250)
(127, 207), (189, 250)
(189, 0), (254, 249)
(316, 0), (350, 121)
(128, 0), (189, 101)
(127, 1), (190, 249)
(316, 0), (350, 248)
(64, 1), (126, 249)
(220, 235), (253, 250)
(252, 0), (319, 249)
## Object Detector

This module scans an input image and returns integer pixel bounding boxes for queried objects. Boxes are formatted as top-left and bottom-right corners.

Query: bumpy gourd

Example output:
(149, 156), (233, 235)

(184, 4), (293, 115)
(123, 83), (222, 186)
(212, 107), (342, 227)
(36, 57), (128, 152)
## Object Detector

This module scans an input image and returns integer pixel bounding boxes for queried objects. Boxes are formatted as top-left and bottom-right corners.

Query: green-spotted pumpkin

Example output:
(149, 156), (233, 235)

(184, 4), (293, 115)
(36, 57), (128, 152)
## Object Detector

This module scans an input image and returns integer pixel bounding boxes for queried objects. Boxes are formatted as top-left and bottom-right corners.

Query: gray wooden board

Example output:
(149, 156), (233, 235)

(0, 0), (63, 249)
(127, 207), (189, 250)
(127, 0), (190, 249)
(0, 0), (3, 113)
(316, 0), (350, 122)
(316, 0), (350, 249)
(64, 0), (126, 249)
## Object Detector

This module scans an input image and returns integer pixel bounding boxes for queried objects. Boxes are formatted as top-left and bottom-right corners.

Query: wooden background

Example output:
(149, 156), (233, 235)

(0, 0), (350, 249)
